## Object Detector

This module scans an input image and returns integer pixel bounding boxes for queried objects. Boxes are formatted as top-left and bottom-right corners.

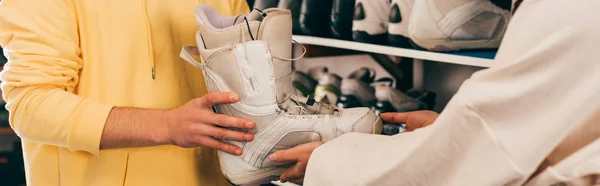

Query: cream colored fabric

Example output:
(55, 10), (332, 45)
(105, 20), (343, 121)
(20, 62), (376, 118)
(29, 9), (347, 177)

(304, 0), (600, 185)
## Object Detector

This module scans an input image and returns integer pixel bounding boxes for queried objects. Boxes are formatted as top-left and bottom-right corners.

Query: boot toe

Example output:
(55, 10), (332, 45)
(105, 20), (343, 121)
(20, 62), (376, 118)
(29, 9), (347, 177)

(339, 107), (383, 134)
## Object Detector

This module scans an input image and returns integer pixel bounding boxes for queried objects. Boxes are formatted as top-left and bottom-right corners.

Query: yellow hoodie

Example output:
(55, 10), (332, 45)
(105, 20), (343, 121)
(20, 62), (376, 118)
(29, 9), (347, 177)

(0, 0), (248, 185)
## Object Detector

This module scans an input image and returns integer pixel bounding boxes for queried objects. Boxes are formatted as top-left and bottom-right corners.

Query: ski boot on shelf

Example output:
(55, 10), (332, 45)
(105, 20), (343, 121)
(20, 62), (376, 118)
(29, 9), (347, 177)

(293, 71), (317, 97)
(380, 88), (437, 135)
(181, 5), (383, 185)
(313, 71), (342, 105)
(408, 0), (511, 51)
(337, 67), (376, 109)
(372, 80), (421, 114)
(352, 0), (391, 44)
(405, 88), (437, 111)
(330, 0), (356, 40)
(418, 91), (437, 110)
(300, 0), (334, 37)
(388, 0), (415, 48)
(370, 78), (420, 135)
(293, 66), (330, 97)
(307, 66), (329, 80)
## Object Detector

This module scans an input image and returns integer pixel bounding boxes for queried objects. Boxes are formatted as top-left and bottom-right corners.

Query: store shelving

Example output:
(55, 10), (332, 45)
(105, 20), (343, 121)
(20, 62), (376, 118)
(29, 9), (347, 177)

(0, 127), (13, 135)
(293, 35), (495, 68)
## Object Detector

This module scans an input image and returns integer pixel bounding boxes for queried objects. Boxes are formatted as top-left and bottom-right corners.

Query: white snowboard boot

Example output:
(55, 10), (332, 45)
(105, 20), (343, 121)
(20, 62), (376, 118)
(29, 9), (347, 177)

(408, 0), (511, 51)
(352, 0), (391, 44)
(181, 5), (383, 185)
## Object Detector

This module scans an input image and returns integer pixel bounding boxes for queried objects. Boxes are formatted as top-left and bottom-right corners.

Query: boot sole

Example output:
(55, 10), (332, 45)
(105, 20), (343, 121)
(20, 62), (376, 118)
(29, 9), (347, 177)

(226, 166), (288, 185)
(388, 34), (412, 48)
(410, 36), (504, 52)
(353, 31), (388, 45)
(226, 117), (384, 185)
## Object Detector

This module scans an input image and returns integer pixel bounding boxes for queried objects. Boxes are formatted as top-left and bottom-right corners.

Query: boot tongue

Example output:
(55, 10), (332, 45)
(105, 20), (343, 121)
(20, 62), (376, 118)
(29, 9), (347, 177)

(199, 7), (295, 104)
(198, 10), (264, 49)
(252, 9), (294, 103)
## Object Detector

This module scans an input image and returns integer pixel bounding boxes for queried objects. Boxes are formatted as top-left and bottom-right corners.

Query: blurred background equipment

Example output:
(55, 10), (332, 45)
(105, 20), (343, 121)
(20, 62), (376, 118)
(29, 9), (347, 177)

(251, 0), (513, 52)
(292, 54), (437, 136)
(337, 67), (376, 109)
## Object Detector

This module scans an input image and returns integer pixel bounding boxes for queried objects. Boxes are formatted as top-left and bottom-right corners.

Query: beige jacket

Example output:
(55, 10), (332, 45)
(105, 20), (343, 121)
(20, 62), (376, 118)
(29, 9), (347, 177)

(304, 0), (599, 185)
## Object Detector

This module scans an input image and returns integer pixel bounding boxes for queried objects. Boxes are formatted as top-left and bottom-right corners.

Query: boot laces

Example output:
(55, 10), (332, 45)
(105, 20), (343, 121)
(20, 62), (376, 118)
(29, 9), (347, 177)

(285, 93), (342, 116)
(240, 9), (324, 116)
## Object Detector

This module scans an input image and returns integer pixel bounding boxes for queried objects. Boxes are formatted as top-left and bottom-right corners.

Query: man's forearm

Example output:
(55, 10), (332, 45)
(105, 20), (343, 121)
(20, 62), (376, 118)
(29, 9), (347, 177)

(100, 107), (173, 149)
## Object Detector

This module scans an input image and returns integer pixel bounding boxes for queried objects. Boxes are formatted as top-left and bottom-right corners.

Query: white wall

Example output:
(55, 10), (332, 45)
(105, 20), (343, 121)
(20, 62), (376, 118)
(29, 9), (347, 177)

(416, 60), (485, 112)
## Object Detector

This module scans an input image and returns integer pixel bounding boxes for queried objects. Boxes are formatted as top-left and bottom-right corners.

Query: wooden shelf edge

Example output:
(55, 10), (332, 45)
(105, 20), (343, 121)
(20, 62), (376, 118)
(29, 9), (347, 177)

(293, 35), (494, 68)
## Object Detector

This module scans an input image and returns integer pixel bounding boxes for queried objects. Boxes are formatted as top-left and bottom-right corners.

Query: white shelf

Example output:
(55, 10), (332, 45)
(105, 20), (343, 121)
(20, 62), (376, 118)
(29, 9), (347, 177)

(293, 35), (494, 68)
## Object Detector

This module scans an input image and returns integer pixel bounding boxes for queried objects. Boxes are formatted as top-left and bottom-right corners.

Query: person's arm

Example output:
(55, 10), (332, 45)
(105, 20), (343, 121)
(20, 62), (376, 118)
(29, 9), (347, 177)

(100, 92), (256, 156)
(380, 110), (439, 131)
(0, 0), (254, 156)
(100, 108), (172, 149)
(0, 0), (113, 156)
(268, 111), (440, 183)
(274, 0), (600, 185)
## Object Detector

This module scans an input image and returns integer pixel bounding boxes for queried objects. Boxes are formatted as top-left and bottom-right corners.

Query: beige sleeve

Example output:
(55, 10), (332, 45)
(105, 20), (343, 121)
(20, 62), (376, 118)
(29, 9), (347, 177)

(304, 0), (600, 185)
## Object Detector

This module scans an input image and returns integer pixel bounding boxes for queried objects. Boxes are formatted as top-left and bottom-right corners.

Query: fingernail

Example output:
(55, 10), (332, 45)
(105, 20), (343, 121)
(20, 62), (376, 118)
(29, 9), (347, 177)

(268, 154), (276, 161)
(245, 121), (254, 129)
(236, 149), (242, 155)
(229, 93), (239, 102)
(244, 134), (254, 141)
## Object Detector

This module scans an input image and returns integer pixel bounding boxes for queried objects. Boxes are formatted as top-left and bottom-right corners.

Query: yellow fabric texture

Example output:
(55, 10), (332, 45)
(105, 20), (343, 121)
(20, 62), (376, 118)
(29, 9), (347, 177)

(0, 0), (249, 185)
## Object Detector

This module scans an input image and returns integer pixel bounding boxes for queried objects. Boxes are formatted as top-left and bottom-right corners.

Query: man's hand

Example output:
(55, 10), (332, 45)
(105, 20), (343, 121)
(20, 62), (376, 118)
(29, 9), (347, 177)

(101, 92), (255, 155)
(167, 92), (256, 155)
(380, 110), (439, 132)
(269, 142), (324, 184)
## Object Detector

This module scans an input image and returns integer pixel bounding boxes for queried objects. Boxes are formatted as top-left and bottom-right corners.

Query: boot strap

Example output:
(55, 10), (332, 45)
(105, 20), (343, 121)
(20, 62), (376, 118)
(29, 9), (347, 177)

(180, 46), (205, 70)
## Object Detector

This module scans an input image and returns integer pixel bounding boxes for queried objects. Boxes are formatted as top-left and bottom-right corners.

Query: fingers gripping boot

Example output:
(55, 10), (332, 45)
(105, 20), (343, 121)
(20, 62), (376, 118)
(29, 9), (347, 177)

(181, 5), (383, 185)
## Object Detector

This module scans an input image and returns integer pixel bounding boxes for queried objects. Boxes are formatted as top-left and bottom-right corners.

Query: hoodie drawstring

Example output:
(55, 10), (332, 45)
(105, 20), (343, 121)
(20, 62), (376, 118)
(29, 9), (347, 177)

(141, 0), (156, 79)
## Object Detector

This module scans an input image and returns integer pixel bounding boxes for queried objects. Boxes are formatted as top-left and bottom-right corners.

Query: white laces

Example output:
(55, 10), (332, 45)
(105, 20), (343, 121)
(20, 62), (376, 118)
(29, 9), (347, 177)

(287, 94), (342, 116)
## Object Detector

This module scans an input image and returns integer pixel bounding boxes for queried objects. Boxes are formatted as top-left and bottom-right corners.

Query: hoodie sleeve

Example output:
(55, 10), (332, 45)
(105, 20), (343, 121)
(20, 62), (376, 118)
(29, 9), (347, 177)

(0, 0), (114, 156)
(303, 0), (600, 185)
(230, 0), (251, 15)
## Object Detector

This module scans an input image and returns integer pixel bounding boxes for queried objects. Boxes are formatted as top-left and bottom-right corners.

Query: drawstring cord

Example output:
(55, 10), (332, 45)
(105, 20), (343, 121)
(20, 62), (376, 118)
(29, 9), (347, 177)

(141, 0), (156, 79)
